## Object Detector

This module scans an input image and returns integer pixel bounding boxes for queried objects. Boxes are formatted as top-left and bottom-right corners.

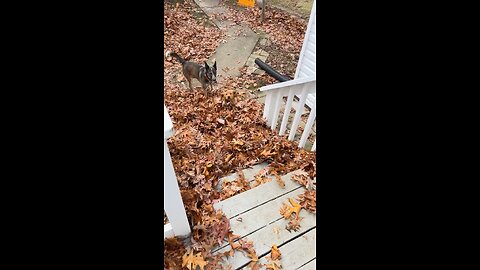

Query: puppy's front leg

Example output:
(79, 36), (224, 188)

(201, 83), (208, 96)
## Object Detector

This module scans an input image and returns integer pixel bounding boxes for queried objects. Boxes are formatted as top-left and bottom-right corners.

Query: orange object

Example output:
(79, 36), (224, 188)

(238, 0), (255, 7)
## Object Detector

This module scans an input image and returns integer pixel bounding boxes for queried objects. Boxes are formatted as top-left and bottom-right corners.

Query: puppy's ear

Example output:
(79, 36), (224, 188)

(204, 61), (210, 69)
(213, 61), (217, 69)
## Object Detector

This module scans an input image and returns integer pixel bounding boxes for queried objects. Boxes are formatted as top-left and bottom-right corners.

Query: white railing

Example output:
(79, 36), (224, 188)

(164, 105), (191, 238)
(260, 76), (316, 151)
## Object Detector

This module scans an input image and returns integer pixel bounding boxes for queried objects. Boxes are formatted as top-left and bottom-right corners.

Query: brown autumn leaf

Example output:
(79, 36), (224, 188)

(260, 148), (276, 157)
(279, 198), (302, 219)
(247, 251), (261, 270)
(271, 245), (281, 260)
(266, 261), (282, 270)
(227, 232), (241, 250)
(297, 190), (316, 213)
(182, 249), (207, 270)
(239, 238), (255, 251)
(291, 171), (309, 186)
(249, 262), (262, 270)
(286, 215), (304, 232)
(252, 175), (272, 188)
(252, 167), (271, 187)
(205, 253), (226, 270)
(271, 171), (285, 188)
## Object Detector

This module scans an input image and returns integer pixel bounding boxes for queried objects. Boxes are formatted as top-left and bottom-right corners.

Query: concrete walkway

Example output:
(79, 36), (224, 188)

(194, 0), (259, 81)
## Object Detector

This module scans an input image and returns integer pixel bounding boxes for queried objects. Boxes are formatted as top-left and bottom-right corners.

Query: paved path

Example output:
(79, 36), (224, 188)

(194, 0), (259, 81)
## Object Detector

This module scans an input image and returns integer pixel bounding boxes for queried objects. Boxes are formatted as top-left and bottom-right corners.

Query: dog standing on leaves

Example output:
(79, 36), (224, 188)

(166, 51), (217, 95)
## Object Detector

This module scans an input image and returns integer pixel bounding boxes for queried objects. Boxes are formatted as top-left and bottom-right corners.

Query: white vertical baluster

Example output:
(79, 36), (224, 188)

(288, 83), (309, 141)
(267, 91), (278, 127)
(271, 88), (284, 131)
(280, 86), (295, 136)
(299, 104), (316, 148)
(164, 140), (191, 237)
(263, 92), (272, 120)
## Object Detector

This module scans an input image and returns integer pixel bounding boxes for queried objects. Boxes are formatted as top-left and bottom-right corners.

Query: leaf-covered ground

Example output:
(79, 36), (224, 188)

(164, 1), (316, 269)
(212, 1), (310, 79)
(215, 2), (308, 54)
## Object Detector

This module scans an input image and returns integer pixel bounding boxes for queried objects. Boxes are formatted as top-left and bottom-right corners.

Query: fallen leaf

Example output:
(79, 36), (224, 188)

(271, 245), (281, 260)
(286, 215), (303, 232)
(265, 259), (282, 270)
(271, 171), (285, 188)
(279, 198), (302, 219)
(182, 249), (207, 270)
(297, 190), (316, 213)
(227, 232), (241, 250)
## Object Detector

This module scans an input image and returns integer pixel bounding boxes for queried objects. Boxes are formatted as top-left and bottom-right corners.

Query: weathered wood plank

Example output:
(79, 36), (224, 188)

(228, 187), (306, 236)
(214, 210), (316, 269)
(212, 187), (305, 253)
(216, 163), (269, 191)
(297, 259), (316, 270)
(214, 170), (303, 219)
(256, 229), (316, 269)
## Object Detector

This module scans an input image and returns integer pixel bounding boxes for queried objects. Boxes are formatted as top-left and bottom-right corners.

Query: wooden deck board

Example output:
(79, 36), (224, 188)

(212, 186), (306, 252)
(215, 162), (270, 192)
(255, 229), (316, 269)
(214, 170), (303, 219)
(227, 187), (306, 236)
(219, 162), (269, 183)
(297, 259), (316, 270)
(212, 169), (316, 269)
(214, 208), (316, 269)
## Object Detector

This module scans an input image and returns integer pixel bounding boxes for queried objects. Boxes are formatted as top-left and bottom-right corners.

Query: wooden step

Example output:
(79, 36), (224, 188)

(211, 187), (306, 253)
(216, 209), (315, 269)
(216, 162), (269, 191)
(214, 170), (303, 219)
(253, 228), (316, 269)
(212, 170), (316, 269)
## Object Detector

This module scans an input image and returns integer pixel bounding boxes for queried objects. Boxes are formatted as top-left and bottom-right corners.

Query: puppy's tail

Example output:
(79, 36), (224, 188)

(165, 51), (185, 65)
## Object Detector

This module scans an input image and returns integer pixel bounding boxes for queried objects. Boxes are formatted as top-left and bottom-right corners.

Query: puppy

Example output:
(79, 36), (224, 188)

(166, 51), (217, 95)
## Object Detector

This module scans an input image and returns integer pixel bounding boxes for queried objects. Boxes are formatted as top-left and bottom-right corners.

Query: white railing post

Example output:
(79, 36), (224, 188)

(164, 105), (191, 238)
(263, 92), (273, 120)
